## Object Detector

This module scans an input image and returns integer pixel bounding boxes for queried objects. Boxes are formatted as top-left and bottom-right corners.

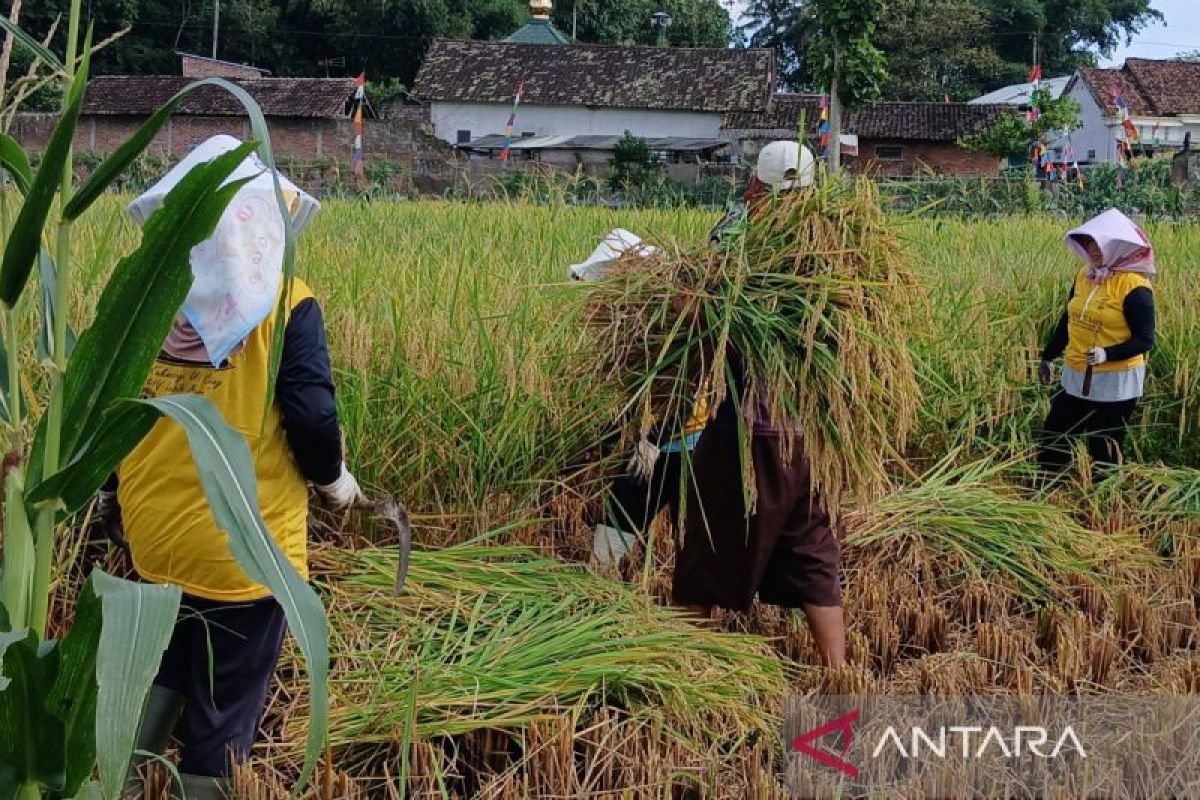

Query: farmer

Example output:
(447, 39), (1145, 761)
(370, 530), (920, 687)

(673, 141), (847, 667)
(1037, 208), (1156, 475)
(570, 230), (708, 565)
(93, 135), (364, 799)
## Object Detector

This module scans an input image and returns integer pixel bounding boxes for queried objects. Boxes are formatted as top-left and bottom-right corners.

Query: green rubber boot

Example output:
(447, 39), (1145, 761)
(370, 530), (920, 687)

(122, 684), (185, 798)
(176, 773), (233, 800)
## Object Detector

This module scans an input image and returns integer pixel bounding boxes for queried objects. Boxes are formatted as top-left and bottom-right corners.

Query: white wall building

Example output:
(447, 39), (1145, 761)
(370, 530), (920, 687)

(412, 38), (773, 152)
(1064, 59), (1200, 164)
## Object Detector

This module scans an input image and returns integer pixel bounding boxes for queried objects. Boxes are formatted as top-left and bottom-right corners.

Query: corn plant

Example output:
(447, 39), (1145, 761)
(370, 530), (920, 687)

(0, 4), (327, 797)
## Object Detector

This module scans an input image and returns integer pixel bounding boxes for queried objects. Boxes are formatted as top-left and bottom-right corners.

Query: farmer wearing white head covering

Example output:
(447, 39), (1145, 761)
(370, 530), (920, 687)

(569, 229), (710, 567)
(99, 136), (362, 798)
(1038, 208), (1157, 474)
(709, 140), (816, 246)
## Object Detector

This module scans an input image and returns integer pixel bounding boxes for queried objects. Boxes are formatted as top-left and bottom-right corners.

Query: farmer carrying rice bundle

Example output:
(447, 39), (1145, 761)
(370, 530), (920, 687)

(577, 142), (923, 668)
(92, 135), (364, 799)
(570, 231), (708, 565)
(1038, 208), (1156, 476)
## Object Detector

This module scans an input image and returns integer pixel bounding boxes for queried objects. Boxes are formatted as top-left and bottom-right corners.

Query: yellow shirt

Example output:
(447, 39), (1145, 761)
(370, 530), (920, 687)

(118, 280), (315, 602)
(1064, 268), (1152, 374)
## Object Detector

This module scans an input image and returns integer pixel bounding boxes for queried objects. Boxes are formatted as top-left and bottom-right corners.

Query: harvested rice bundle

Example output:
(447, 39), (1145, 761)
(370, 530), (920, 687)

(844, 454), (1150, 600)
(579, 176), (923, 515)
(304, 546), (789, 754)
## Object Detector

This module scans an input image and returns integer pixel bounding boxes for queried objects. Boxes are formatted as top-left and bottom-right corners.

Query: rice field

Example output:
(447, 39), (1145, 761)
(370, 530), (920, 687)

(57, 197), (1200, 797)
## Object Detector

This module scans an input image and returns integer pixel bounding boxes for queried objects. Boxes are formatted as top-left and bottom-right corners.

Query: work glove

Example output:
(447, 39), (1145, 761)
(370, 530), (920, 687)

(1038, 360), (1054, 386)
(627, 437), (660, 484)
(316, 463), (367, 510)
(1086, 347), (1108, 366)
(91, 490), (127, 550)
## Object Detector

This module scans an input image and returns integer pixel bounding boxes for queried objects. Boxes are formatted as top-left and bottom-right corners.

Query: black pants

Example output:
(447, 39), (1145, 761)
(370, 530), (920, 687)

(1038, 391), (1138, 474)
(605, 449), (685, 535)
(154, 594), (286, 777)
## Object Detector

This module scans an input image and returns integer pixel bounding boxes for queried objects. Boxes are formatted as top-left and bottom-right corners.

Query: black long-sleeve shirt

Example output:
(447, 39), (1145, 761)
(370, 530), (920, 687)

(1041, 284), (1156, 364)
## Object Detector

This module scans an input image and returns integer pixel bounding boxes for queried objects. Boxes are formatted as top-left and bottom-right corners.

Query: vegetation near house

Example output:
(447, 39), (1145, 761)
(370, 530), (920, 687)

(960, 88), (1082, 160)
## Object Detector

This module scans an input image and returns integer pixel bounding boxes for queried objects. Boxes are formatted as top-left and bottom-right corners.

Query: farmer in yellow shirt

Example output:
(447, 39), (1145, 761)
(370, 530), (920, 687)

(1038, 208), (1157, 474)
(92, 136), (363, 799)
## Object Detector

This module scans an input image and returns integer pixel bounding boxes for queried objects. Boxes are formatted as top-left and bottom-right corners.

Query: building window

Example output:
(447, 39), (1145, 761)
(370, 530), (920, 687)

(1087, 149), (1096, 161)
(456, 129), (471, 144)
(874, 145), (904, 161)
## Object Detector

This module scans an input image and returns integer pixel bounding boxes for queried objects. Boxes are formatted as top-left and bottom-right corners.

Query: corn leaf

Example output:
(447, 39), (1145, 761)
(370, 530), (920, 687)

(0, 629), (65, 794)
(27, 401), (160, 514)
(0, 32), (88, 308)
(25, 143), (256, 492)
(0, 135), (32, 196)
(138, 393), (328, 792)
(0, 15), (64, 72)
(36, 248), (77, 364)
(92, 569), (180, 800)
(46, 578), (102, 797)
(0, 482), (33, 629)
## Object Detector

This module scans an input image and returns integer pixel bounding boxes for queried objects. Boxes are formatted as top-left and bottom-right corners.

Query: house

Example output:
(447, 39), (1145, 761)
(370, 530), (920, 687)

(72, 74), (360, 158)
(969, 76), (1070, 107)
(459, 133), (726, 173)
(411, 17), (773, 148)
(723, 93), (1008, 176)
(1065, 58), (1200, 164)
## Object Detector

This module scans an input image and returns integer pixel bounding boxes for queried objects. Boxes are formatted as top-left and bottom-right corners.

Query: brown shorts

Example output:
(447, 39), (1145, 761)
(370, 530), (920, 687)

(672, 421), (842, 611)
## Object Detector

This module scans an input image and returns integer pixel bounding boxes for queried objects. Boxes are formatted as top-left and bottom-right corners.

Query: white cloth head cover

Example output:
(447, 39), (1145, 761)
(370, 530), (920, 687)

(1065, 208), (1155, 284)
(127, 135), (320, 366)
(756, 141), (815, 190)
(568, 228), (658, 281)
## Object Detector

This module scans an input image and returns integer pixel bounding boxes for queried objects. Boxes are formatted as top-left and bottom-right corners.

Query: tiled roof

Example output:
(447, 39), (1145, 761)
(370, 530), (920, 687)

(1075, 68), (1151, 116)
(724, 94), (1010, 141)
(1122, 58), (1200, 115)
(82, 76), (357, 118)
(504, 18), (572, 45)
(413, 39), (774, 113)
(1075, 60), (1200, 117)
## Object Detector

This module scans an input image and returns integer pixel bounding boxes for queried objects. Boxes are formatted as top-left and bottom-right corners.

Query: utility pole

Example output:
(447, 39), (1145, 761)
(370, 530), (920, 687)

(826, 46), (843, 171)
(572, 0), (577, 40)
(211, 0), (220, 60)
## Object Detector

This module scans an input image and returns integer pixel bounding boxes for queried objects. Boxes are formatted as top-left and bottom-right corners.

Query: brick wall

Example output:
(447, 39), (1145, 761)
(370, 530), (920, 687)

(852, 139), (1000, 177)
(181, 54), (268, 79)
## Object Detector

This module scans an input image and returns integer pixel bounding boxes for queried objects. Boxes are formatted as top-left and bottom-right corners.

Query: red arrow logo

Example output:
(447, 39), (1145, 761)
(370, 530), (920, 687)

(791, 709), (860, 779)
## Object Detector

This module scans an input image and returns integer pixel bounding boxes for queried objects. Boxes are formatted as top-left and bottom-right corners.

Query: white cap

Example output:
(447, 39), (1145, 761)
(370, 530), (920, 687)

(756, 140), (815, 190)
(568, 228), (658, 281)
(126, 134), (320, 233)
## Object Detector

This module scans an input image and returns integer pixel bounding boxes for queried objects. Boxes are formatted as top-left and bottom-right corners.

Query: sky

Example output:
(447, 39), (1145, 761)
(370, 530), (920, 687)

(723, 0), (1200, 66)
(1103, 0), (1200, 65)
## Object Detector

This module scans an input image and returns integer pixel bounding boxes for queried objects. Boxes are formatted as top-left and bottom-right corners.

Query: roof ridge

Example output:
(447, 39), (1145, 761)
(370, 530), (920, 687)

(427, 36), (773, 54)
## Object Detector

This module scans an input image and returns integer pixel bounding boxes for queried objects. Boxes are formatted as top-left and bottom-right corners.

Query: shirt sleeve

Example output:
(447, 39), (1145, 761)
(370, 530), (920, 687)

(277, 297), (343, 486)
(1103, 286), (1156, 363)
(1040, 282), (1075, 362)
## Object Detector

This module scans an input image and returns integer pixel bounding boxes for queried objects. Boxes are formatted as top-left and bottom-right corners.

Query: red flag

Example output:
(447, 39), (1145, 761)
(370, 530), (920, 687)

(1029, 64), (1042, 83)
(356, 71), (366, 87)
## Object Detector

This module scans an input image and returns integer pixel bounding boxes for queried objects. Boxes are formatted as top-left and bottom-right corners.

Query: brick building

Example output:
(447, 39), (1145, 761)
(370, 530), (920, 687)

(179, 52), (270, 79)
(10, 69), (457, 187)
(724, 94), (1009, 177)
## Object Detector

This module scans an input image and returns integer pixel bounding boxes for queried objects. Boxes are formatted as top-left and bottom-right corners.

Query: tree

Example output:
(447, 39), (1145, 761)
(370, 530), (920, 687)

(608, 130), (662, 192)
(744, 0), (1163, 99)
(873, 0), (1009, 100)
(960, 87), (1081, 160)
(807, 0), (887, 170)
(554, 0), (731, 47)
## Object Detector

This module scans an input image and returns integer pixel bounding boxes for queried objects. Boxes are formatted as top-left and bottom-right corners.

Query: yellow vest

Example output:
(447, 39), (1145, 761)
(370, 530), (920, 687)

(1065, 268), (1152, 374)
(119, 280), (316, 602)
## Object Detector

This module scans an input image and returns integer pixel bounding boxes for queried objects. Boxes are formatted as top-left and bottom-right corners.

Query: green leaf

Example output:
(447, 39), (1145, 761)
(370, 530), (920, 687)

(36, 248), (77, 364)
(0, 31), (88, 308)
(0, 135), (32, 196)
(1, 478), (33, 629)
(0, 342), (24, 425)
(0, 630), (66, 794)
(92, 569), (180, 800)
(25, 143), (257, 492)
(28, 401), (160, 515)
(46, 578), (101, 797)
(138, 393), (328, 791)
(73, 780), (103, 800)
(0, 15), (64, 72)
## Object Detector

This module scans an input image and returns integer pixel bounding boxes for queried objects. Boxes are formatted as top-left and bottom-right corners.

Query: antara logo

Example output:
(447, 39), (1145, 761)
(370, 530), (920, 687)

(791, 710), (860, 779)
(872, 726), (1087, 760)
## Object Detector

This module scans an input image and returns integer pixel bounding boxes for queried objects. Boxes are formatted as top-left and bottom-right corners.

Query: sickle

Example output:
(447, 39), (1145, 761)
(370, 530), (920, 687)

(355, 497), (413, 595)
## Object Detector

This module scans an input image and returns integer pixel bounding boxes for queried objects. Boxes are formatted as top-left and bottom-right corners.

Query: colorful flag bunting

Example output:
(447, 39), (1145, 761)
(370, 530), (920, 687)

(499, 80), (526, 163)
